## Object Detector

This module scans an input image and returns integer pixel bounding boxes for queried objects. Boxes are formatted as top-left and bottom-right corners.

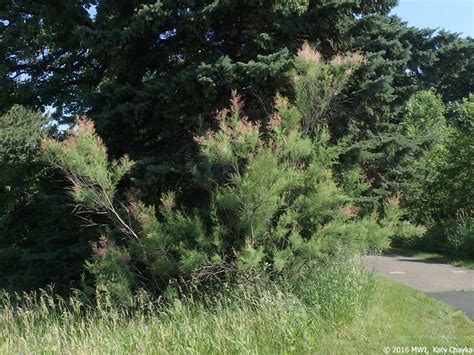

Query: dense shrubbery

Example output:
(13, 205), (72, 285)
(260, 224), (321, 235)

(397, 92), (474, 257)
(40, 45), (422, 302)
(1, 1), (473, 301)
(1, 4), (473, 350)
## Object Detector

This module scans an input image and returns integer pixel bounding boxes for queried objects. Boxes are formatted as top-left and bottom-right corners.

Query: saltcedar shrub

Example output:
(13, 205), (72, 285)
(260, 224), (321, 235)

(42, 44), (423, 300)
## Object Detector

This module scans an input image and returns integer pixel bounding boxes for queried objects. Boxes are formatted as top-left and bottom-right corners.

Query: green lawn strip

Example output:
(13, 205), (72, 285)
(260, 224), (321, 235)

(388, 247), (474, 269)
(321, 277), (474, 354)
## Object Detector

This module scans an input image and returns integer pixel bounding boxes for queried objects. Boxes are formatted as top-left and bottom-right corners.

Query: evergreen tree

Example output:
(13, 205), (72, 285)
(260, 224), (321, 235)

(0, 106), (94, 293)
(411, 31), (474, 103)
(333, 16), (473, 205)
(1, 0), (398, 207)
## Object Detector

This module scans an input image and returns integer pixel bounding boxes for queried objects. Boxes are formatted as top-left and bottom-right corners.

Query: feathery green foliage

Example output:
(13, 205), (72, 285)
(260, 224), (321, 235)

(41, 45), (423, 301)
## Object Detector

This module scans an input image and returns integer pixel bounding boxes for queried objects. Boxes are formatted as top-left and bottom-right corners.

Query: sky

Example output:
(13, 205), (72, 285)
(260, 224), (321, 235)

(84, 2), (473, 37)
(391, 0), (474, 37)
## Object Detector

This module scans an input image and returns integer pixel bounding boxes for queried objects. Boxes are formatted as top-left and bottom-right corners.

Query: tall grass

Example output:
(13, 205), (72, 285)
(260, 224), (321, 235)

(0, 256), (374, 354)
(2, 256), (473, 353)
(0, 282), (326, 353)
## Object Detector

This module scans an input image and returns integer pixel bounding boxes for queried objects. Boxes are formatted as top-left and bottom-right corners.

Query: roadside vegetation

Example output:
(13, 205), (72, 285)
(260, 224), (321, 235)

(38, 46), (421, 304)
(1, 1), (473, 351)
(1, 276), (472, 354)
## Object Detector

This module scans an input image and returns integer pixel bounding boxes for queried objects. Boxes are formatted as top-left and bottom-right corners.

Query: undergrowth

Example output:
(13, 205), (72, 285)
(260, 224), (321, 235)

(1, 255), (373, 354)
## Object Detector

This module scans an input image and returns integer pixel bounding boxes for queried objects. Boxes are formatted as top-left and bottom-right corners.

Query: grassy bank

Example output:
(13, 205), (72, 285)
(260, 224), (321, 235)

(327, 277), (474, 353)
(1, 276), (472, 354)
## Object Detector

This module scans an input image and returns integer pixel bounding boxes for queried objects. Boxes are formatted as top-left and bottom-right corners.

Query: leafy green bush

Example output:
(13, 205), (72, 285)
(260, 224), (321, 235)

(444, 217), (474, 258)
(423, 126), (473, 223)
(397, 90), (448, 222)
(404, 90), (446, 139)
(420, 216), (474, 259)
(404, 93), (473, 257)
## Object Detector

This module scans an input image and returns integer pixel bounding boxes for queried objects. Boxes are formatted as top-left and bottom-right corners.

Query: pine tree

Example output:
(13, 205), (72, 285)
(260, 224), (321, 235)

(0, 106), (94, 292)
(1, 0), (399, 208)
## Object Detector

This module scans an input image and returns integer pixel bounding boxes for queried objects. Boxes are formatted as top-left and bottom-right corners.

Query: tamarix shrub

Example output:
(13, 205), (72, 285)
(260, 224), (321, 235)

(42, 44), (423, 301)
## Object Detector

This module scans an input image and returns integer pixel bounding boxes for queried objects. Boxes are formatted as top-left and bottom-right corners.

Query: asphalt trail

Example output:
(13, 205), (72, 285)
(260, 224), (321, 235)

(363, 254), (474, 320)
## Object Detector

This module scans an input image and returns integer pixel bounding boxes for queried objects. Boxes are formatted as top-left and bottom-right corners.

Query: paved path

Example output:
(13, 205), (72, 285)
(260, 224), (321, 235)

(363, 254), (474, 320)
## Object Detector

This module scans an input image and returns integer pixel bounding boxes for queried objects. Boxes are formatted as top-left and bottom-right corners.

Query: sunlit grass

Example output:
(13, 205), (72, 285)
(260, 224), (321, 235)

(1, 276), (472, 354)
